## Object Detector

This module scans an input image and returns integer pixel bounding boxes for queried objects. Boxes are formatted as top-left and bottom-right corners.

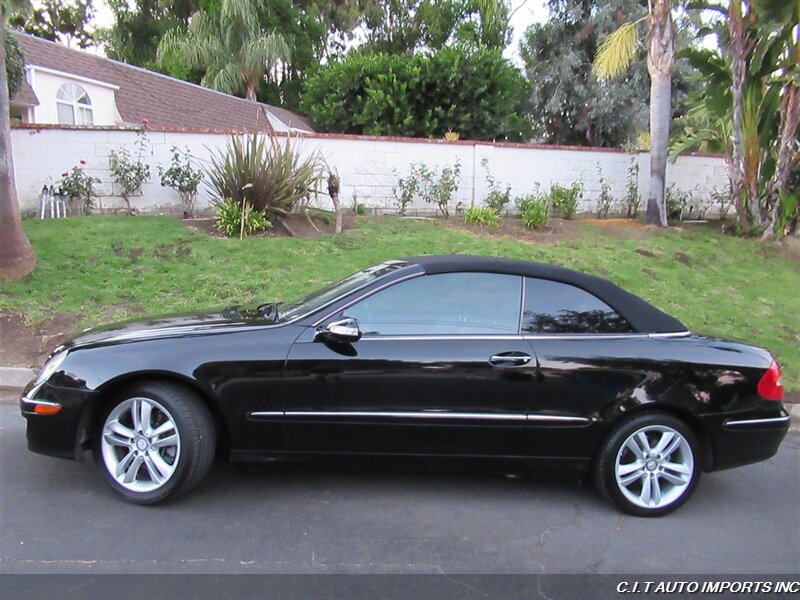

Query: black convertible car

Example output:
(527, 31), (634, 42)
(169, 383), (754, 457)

(20, 255), (789, 516)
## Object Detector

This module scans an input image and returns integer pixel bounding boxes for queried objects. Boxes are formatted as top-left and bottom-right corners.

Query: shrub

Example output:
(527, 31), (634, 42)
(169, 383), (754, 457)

(464, 206), (499, 227)
(427, 159), (461, 218)
(158, 145), (203, 215)
(59, 161), (100, 215)
(481, 158), (511, 214)
(393, 162), (431, 216)
(301, 47), (532, 141)
(549, 181), (583, 220)
(666, 185), (690, 221)
(596, 163), (614, 219)
(623, 153), (641, 218)
(710, 186), (733, 219)
(109, 128), (151, 213)
(394, 160), (461, 217)
(206, 133), (323, 217)
(214, 198), (271, 237)
(517, 193), (550, 230)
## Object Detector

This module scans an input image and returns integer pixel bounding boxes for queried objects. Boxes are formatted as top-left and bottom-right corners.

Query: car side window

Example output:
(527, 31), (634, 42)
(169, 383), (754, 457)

(344, 272), (522, 335)
(522, 278), (633, 334)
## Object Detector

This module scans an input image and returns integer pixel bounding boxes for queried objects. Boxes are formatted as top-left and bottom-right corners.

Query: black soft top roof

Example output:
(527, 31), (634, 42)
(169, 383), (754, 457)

(402, 255), (686, 334)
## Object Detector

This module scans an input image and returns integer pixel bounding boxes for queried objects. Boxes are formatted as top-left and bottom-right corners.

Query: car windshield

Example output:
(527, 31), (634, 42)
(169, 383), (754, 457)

(276, 261), (406, 323)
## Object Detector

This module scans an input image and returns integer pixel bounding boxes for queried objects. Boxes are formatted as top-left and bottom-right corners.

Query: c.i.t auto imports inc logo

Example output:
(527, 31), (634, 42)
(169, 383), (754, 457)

(616, 580), (800, 594)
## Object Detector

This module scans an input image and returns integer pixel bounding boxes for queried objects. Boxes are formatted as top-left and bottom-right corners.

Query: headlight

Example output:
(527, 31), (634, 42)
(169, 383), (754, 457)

(26, 348), (69, 397)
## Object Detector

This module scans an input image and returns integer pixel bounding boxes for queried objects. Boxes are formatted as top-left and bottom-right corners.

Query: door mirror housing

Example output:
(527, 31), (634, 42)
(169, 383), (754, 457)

(317, 317), (362, 343)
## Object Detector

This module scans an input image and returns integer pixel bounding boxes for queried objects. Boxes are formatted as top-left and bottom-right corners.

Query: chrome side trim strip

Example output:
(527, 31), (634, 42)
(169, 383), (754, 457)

(359, 335), (524, 342)
(526, 414), (590, 423)
(724, 416), (790, 427)
(249, 410), (590, 423)
(523, 333), (647, 341)
(252, 410), (527, 420)
(20, 397), (61, 407)
(647, 331), (692, 339)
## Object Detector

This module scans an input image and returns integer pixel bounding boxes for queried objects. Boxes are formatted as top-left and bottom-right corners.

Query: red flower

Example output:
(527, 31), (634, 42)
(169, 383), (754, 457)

(61, 172), (68, 177)
(80, 160), (86, 165)
(141, 118), (149, 126)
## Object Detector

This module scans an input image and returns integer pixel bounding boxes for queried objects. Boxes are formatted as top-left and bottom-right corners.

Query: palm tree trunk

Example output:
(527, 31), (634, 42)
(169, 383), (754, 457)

(762, 85), (800, 238)
(648, 72), (671, 227)
(0, 23), (36, 280)
(245, 83), (257, 102)
(645, 0), (673, 228)
(728, 0), (750, 232)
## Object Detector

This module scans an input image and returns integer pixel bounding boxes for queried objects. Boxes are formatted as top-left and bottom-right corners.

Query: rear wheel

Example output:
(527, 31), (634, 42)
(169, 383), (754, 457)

(595, 413), (700, 517)
(93, 382), (215, 504)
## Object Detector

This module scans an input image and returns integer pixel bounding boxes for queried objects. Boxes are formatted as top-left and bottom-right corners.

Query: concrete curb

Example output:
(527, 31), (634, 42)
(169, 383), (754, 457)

(0, 367), (36, 389)
(789, 403), (800, 431)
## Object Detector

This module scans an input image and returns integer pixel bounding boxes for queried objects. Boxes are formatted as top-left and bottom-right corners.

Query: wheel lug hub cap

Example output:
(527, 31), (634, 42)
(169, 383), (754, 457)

(135, 437), (149, 452)
(645, 459), (658, 471)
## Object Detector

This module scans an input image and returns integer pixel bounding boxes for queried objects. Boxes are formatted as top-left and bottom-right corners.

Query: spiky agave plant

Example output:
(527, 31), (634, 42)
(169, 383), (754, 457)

(206, 133), (324, 217)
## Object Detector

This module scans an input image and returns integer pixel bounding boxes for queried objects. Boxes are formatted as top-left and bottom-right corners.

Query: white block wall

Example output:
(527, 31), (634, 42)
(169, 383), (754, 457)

(10, 125), (729, 216)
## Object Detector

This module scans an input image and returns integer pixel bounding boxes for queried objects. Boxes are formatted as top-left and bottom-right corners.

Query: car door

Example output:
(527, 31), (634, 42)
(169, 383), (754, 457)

(520, 276), (646, 457)
(282, 272), (543, 456)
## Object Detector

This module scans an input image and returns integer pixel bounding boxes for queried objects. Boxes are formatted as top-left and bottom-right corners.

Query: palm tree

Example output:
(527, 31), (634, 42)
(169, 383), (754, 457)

(593, 0), (674, 227)
(751, 0), (800, 238)
(0, 0), (36, 280)
(158, 0), (290, 102)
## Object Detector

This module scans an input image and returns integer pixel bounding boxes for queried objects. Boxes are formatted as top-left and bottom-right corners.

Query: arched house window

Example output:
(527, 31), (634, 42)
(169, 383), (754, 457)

(56, 82), (93, 125)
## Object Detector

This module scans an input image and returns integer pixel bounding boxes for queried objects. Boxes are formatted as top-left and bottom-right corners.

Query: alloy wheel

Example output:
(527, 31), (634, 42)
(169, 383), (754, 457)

(614, 424), (694, 509)
(100, 397), (181, 493)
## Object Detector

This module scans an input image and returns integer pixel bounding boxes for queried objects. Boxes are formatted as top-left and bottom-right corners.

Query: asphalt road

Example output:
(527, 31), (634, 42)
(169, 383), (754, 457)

(1, 399), (798, 575)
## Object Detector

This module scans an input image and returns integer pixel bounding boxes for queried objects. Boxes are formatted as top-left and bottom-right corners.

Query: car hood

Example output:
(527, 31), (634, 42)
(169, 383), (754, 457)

(65, 305), (271, 349)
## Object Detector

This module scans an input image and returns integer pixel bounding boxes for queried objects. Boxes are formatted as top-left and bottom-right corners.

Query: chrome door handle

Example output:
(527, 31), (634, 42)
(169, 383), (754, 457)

(489, 352), (532, 367)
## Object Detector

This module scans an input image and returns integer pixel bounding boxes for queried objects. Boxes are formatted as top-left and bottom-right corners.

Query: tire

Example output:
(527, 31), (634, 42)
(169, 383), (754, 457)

(594, 413), (701, 517)
(93, 381), (216, 505)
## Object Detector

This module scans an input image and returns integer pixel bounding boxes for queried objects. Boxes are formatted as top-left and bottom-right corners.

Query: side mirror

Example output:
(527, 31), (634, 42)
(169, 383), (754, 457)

(317, 317), (362, 343)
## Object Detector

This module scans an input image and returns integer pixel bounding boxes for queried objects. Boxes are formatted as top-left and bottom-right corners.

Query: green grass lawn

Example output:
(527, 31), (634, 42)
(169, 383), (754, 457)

(2, 215), (798, 390)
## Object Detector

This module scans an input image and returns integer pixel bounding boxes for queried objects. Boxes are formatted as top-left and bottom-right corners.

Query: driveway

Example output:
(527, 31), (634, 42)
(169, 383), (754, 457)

(1, 399), (798, 574)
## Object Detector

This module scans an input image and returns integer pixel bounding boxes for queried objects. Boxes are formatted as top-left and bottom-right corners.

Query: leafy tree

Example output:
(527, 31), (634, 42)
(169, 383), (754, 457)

(301, 46), (531, 141)
(102, 0), (201, 75)
(0, 0), (36, 280)
(359, 0), (511, 55)
(158, 0), (290, 102)
(521, 0), (650, 147)
(8, 0), (94, 48)
(252, 0), (363, 108)
(594, 0), (680, 227)
(4, 27), (23, 97)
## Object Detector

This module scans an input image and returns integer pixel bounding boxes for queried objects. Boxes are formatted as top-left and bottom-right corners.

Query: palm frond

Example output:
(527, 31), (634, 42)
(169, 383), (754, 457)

(593, 18), (646, 81)
(242, 32), (291, 72)
(207, 63), (244, 95)
(221, 0), (260, 33)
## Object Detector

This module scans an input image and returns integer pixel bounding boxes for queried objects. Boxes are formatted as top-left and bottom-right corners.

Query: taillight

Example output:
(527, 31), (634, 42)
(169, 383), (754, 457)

(757, 361), (783, 401)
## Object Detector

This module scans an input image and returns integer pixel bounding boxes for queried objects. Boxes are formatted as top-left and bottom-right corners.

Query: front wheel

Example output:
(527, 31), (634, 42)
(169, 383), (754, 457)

(93, 382), (215, 504)
(595, 413), (701, 517)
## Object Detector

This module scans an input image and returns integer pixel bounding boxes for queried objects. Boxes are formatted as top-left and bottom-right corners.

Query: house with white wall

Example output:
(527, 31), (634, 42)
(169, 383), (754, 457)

(9, 32), (313, 132)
